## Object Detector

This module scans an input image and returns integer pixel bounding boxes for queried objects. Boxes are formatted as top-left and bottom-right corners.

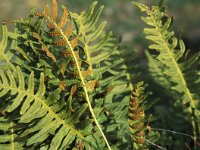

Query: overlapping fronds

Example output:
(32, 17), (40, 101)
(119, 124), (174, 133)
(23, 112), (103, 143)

(145, 51), (170, 89)
(73, 0), (131, 115)
(0, 0), (140, 149)
(34, 1), (114, 148)
(133, 1), (200, 140)
(71, 1), (135, 148)
(0, 22), (34, 72)
(15, 0), (133, 149)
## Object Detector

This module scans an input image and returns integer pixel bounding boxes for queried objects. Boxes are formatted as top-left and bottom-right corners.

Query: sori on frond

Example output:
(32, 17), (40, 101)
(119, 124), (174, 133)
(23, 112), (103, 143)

(128, 82), (159, 149)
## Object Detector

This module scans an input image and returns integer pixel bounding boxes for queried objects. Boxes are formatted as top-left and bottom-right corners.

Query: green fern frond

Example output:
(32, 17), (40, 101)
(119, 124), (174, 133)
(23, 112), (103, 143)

(0, 23), (32, 71)
(72, 0), (131, 106)
(133, 1), (200, 140)
(73, 1), (118, 69)
(0, 66), (89, 148)
(33, 0), (116, 148)
(70, 1), (134, 148)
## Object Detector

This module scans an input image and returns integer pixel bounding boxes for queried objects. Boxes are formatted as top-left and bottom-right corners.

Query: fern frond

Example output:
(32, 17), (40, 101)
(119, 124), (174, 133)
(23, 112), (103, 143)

(128, 82), (148, 149)
(70, 1), (134, 148)
(1, 0), (134, 148)
(133, 1), (200, 139)
(128, 82), (156, 149)
(0, 66), (88, 148)
(72, 1), (116, 69)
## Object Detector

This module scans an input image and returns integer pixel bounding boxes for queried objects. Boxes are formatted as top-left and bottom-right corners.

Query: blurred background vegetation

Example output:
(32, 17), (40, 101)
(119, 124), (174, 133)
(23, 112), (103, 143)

(0, 0), (200, 149)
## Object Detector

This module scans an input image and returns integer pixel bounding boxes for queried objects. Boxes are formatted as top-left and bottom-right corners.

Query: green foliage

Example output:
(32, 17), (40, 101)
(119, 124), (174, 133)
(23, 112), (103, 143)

(133, 0), (200, 132)
(0, 0), (134, 149)
(0, 0), (200, 150)
(133, 1), (200, 149)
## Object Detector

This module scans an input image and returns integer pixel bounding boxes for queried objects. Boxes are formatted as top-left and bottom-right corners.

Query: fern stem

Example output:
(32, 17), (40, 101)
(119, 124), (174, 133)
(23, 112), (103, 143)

(149, 9), (198, 145)
(46, 16), (112, 150)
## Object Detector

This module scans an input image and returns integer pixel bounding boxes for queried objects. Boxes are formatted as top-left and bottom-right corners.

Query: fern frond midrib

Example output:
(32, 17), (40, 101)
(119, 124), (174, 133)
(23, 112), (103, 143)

(43, 15), (112, 149)
(0, 83), (84, 138)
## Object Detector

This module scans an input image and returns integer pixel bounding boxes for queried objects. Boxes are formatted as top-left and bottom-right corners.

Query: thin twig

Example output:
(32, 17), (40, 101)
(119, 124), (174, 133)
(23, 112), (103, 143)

(152, 128), (200, 140)
(145, 139), (167, 150)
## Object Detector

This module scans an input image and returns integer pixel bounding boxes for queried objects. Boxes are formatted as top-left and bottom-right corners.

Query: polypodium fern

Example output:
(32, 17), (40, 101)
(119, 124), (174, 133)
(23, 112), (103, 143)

(72, 1), (117, 69)
(133, 1), (200, 143)
(0, 66), (91, 149)
(0, 0), (175, 149)
(0, 0), (136, 149)
(72, 2), (136, 149)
